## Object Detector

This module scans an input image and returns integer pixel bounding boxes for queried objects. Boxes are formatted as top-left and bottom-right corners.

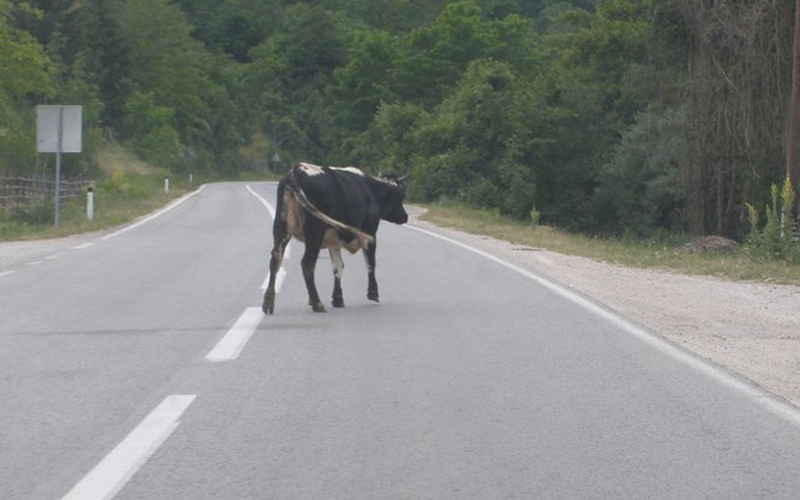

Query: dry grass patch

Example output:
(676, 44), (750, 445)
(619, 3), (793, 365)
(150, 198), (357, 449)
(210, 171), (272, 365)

(420, 201), (800, 285)
(97, 141), (160, 175)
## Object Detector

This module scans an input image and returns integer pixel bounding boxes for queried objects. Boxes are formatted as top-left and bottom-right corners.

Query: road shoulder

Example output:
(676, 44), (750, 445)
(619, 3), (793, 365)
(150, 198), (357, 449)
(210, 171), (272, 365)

(408, 206), (800, 409)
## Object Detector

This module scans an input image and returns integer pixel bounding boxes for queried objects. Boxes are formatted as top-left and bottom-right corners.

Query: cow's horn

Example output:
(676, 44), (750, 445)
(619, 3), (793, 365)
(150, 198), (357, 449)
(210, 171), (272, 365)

(397, 173), (411, 182)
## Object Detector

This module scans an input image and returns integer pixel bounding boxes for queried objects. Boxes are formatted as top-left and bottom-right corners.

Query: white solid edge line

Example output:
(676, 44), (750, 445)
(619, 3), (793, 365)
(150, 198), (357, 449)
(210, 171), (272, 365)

(245, 184), (275, 218)
(72, 242), (94, 250)
(61, 394), (196, 500)
(206, 307), (263, 362)
(405, 224), (800, 429)
(0, 270), (14, 278)
(101, 185), (206, 241)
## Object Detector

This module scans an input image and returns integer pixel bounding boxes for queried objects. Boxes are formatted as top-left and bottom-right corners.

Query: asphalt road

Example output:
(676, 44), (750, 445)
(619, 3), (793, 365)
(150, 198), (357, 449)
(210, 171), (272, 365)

(2, 182), (800, 500)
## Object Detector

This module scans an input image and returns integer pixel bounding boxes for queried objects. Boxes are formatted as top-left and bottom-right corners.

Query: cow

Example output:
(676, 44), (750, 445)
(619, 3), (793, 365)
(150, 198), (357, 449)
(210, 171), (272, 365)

(262, 163), (409, 314)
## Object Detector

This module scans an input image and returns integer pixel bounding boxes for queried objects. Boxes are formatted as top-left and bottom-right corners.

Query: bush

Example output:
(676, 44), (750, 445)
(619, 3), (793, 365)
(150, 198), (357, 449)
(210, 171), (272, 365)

(746, 178), (799, 263)
(591, 107), (686, 236)
(125, 91), (183, 170)
(97, 171), (148, 199)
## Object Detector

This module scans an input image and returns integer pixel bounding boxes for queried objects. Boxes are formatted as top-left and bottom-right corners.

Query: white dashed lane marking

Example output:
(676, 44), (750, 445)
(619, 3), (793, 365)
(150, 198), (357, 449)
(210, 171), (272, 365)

(205, 308), (263, 362)
(61, 395), (196, 500)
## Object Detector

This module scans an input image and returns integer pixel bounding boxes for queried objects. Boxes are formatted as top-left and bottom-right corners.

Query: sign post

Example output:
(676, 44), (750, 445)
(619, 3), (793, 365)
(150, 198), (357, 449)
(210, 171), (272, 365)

(36, 105), (83, 226)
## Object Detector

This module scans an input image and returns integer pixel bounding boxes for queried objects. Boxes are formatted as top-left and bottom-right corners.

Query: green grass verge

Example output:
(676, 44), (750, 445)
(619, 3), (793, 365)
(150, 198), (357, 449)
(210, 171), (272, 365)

(0, 172), (195, 241)
(0, 142), (279, 242)
(420, 200), (800, 285)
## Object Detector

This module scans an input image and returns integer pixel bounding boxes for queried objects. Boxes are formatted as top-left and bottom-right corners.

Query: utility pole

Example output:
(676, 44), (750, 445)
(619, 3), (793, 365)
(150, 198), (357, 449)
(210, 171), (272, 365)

(788, 0), (800, 196)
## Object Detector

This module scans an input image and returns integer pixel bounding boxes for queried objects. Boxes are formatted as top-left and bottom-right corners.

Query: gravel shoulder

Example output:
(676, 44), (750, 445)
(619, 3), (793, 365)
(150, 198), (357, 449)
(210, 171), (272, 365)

(4, 206), (799, 409)
(407, 206), (800, 409)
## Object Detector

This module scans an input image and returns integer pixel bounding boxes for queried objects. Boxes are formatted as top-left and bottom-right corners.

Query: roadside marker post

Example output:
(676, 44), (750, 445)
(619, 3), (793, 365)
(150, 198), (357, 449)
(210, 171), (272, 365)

(86, 186), (94, 221)
(186, 146), (196, 184)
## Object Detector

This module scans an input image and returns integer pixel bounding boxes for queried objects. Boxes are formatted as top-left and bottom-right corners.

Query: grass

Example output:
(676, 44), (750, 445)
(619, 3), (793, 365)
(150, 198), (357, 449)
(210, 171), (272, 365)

(419, 200), (800, 286)
(7, 148), (797, 286)
(0, 142), (277, 242)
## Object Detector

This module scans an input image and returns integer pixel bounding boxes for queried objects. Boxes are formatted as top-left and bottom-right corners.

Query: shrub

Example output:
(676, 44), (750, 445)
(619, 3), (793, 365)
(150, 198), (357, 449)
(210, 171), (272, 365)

(745, 177), (799, 263)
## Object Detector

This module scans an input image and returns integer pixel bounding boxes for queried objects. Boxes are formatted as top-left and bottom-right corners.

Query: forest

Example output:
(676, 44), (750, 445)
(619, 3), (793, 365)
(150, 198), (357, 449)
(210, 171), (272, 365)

(1, 0), (798, 242)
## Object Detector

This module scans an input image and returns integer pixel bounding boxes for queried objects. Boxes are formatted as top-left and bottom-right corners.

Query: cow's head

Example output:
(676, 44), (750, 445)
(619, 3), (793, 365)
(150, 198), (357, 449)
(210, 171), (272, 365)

(377, 173), (410, 225)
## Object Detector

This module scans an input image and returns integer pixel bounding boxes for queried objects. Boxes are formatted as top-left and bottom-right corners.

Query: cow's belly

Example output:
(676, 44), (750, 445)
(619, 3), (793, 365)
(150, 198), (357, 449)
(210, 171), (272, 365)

(322, 228), (363, 254)
(285, 192), (363, 253)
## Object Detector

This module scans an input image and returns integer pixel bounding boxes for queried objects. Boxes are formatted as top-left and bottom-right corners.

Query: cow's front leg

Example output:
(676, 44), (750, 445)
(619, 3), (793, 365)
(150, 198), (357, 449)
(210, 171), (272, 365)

(330, 248), (345, 308)
(301, 242), (325, 312)
(364, 241), (379, 302)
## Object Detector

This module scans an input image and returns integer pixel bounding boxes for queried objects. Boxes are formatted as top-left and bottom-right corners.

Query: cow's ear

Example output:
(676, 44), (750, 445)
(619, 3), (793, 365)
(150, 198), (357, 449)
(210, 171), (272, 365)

(397, 173), (410, 183)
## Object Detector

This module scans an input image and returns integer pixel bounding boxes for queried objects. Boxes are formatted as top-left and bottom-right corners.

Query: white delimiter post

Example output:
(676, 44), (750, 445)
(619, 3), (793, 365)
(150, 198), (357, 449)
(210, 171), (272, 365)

(164, 178), (170, 194)
(86, 186), (94, 221)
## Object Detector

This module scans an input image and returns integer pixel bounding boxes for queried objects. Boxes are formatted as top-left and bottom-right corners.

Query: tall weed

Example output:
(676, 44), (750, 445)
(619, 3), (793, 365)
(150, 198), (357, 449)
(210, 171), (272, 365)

(746, 177), (799, 262)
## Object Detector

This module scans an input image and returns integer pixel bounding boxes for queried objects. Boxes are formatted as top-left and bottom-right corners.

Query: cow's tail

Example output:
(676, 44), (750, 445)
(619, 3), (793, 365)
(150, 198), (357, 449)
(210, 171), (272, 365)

(288, 170), (375, 248)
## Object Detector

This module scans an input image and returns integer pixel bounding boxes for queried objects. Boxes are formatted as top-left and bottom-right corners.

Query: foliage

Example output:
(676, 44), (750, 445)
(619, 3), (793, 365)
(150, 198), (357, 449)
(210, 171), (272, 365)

(745, 178), (799, 263)
(0, 0), (54, 175)
(243, 3), (346, 163)
(1, 0), (797, 243)
(591, 107), (686, 236)
(124, 91), (182, 170)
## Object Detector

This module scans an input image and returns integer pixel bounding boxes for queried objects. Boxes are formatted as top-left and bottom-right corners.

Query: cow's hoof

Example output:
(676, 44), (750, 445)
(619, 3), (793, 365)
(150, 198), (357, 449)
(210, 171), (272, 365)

(332, 297), (345, 308)
(262, 301), (274, 315)
(312, 302), (326, 313)
(367, 292), (379, 303)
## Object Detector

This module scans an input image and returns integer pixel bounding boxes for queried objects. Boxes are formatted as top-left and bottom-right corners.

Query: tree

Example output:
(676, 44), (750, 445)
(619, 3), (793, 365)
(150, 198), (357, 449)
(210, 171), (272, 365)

(0, 1), (53, 104)
(327, 30), (398, 163)
(669, 0), (794, 236)
(175, 0), (281, 62)
(391, 0), (496, 107)
(0, 0), (54, 175)
(591, 108), (686, 236)
(404, 59), (551, 218)
(245, 4), (347, 162)
(110, 0), (243, 170)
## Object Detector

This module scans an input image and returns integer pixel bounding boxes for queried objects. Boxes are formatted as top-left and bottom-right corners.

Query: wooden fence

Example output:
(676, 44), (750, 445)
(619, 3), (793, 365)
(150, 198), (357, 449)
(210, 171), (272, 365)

(0, 175), (91, 214)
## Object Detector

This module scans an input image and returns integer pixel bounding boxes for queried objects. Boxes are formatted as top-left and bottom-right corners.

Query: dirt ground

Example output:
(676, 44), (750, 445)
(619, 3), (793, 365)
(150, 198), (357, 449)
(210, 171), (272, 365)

(407, 207), (800, 409)
(3, 209), (800, 409)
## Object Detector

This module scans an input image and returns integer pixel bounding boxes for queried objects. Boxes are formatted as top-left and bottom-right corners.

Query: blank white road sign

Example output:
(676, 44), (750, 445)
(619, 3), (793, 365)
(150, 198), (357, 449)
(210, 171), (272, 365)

(36, 105), (83, 153)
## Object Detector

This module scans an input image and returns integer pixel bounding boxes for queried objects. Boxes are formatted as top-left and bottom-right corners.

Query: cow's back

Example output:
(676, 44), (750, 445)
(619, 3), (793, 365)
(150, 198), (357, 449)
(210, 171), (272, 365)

(293, 164), (380, 233)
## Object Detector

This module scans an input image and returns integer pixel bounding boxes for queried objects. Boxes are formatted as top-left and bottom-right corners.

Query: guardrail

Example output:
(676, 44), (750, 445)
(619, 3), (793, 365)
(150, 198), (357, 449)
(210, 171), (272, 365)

(0, 175), (91, 214)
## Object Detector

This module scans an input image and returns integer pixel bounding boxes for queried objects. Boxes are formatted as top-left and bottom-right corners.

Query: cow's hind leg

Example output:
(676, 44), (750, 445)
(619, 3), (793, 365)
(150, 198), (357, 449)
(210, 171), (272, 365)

(364, 241), (379, 302)
(330, 248), (345, 308)
(263, 178), (291, 315)
(262, 233), (290, 315)
(301, 240), (325, 312)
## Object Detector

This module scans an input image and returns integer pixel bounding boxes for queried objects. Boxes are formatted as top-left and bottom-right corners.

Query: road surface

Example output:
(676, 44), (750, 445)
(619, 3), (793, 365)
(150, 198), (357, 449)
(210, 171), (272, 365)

(1, 182), (800, 499)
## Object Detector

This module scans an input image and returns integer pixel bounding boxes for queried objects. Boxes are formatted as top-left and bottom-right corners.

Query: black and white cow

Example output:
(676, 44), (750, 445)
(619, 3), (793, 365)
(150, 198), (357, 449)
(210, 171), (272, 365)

(262, 163), (409, 314)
